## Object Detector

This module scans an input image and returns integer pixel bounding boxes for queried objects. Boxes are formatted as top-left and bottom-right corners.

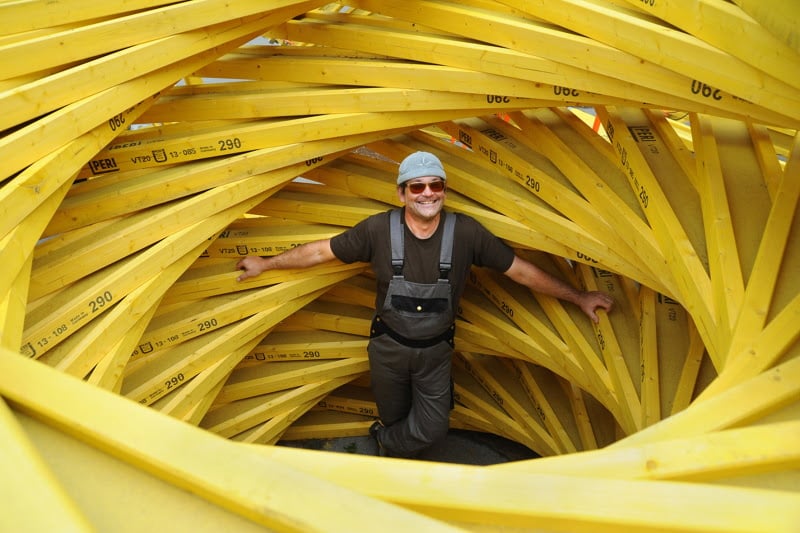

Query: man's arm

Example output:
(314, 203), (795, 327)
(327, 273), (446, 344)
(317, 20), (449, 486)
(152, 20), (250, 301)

(504, 256), (614, 323)
(236, 239), (336, 281)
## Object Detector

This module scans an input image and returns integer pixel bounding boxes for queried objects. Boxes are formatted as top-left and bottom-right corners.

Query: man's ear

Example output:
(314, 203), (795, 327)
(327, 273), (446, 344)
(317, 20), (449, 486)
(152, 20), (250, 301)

(397, 185), (406, 203)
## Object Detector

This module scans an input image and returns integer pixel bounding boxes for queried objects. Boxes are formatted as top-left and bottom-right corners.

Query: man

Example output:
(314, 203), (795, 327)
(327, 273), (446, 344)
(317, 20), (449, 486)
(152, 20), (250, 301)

(236, 151), (613, 457)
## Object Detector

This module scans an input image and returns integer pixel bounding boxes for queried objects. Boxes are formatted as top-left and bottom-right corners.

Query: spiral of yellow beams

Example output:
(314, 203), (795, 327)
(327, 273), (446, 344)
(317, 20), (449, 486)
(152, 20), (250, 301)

(1, 1), (799, 531)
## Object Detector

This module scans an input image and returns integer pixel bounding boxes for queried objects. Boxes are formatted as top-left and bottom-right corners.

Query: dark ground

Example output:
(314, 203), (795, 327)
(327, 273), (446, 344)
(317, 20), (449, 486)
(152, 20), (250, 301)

(279, 428), (539, 465)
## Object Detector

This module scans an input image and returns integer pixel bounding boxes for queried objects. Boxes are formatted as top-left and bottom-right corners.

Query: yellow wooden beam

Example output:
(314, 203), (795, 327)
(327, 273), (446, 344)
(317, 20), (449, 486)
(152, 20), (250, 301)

(0, 348), (462, 532)
(0, 397), (93, 532)
(254, 442), (800, 532)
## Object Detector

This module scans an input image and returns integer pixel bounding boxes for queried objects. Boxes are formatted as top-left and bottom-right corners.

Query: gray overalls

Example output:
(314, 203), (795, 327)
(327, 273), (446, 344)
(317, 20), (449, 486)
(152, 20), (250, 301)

(368, 209), (457, 457)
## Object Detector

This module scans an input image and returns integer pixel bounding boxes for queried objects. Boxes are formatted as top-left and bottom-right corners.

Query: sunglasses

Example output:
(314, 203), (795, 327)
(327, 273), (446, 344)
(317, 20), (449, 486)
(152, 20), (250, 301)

(406, 180), (445, 194)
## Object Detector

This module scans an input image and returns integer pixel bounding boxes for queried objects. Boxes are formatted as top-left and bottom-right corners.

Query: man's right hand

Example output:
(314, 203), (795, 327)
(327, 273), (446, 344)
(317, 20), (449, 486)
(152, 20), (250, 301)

(236, 256), (267, 282)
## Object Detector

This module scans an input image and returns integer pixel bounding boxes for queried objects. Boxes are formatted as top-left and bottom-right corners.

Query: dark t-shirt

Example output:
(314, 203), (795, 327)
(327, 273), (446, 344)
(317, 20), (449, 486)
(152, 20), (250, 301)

(330, 209), (516, 313)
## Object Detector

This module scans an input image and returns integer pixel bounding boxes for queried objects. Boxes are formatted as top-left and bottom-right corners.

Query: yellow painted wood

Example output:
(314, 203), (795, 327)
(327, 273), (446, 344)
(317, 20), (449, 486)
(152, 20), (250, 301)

(638, 286), (660, 428)
(616, 354), (800, 448)
(506, 0), (800, 122)
(451, 358), (539, 451)
(202, 371), (365, 438)
(0, 25), (260, 180)
(243, 329), (368, 364)
(22, 196), (271, 359)
(233, 398), (320, 445)
(434, 120), (664, 288)
(459, 352), (560, 455)
(562, 380), (599, 451)
(733, 0), (799, 54)
(498, 420), (800, 484)
(51, 135), (362, 235)
(0, 397), (93, 532)
(511, 360), (581, 454)
(621, 0), (800, 91)
(153, 334), (266, 421)
(508, 110), (676, 297)
(141, 84), (559, 122)
(255, 442), (800, 532)
(0, 348), (460, 532)
(691, 113), (744, 349)
(577, 262), (642, 434)
(746, 122), (785, 200)
(721, 133), (800, 376)
(214, 357), (369, 406)
(669, 318), (706, 416)
(0, 1), (320, 81)
(278, 409), (375, 441)
(597, 106), (719, 362)
(316, 383), (378, 419)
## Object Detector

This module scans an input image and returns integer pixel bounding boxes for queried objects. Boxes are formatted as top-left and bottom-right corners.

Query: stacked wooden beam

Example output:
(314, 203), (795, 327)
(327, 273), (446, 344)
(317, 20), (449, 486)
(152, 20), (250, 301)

(1, 1), (798, 531)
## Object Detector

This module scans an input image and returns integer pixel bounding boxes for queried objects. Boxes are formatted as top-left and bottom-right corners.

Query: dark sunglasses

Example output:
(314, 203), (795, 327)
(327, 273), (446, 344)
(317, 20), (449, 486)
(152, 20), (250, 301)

(406, 180), (445, 194)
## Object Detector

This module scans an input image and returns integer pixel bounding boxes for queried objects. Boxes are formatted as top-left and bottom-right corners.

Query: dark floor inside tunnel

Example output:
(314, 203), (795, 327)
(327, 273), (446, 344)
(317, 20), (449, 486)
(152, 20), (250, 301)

(279, 428), (540, 465)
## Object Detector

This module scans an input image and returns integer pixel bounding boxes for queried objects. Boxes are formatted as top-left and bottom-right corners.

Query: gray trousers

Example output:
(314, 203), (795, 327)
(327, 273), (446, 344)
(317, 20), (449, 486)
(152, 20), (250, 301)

(367, 333), (452, 457)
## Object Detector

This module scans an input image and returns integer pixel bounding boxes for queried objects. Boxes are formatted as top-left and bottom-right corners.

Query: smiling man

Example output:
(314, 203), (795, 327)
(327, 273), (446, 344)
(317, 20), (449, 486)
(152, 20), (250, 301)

(236, 151), (613, 457)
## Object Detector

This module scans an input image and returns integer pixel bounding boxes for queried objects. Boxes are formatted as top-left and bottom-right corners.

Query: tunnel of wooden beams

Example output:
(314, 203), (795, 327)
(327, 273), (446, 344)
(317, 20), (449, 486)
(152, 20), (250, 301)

(2, 1), (799, 531)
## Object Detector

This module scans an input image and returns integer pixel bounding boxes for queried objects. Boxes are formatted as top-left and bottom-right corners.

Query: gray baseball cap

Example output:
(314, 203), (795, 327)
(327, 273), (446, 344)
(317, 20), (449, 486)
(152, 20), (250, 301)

(397, 151), (446, 185)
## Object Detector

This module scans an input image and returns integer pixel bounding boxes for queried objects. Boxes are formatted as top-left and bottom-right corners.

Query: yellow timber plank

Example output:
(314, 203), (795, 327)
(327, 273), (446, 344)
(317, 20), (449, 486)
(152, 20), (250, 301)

(746, 122), (785, 201)
(0, 1), (321, 81)
(254, 442), (800, 532)
(136, 267), (363, 356)
(81, 109), (484, 175)
(638, 286), (660, 429)
(152, 334), (267, 422)
(733, 0), (799, 54)
(508, 110), (676, 297)
(431, 122), (664, 289)
(0, 252), (32, 351)
(510, 360), (581, 454)
(576, 262), (641, 435)
(620, 0), (800, 91)
(496, 420), (800, 484)
(451, 359), (540, 451)
(242, 329), (368, 364)
(468, 266), (615, 411)
(140, 85), (559, 122)
(21, 194), (272, 360)
(354, 0), (797, 127)
(458, 352), (560, 456)
(505, 0), (800, 122)
(0, 25), (260, 181)
(204, 222), (341, 258)
(0, 397), (93, 532)
(597, 106), (718, 362)
(0, 348), (462, 532)
(458, 289), (587, 384)
(691, 113), (745, 349)
(233, 398), (321, 445)
(614, 353), (800, 448)
(669, 318), (706, 416)
(720, 132), (800, 378)
(316, 383), (378, 419)
(562, 380), (600, 451)
(0, 0), (178, 35)
(278, 409), (375, 441)
(283, 14), (639, 108)
(0, 3), (316, 135)
(0, 96), (154, 240)
(201, 369), (366, 438)
(48, 134), (365, 235)
(213, 358), (369, 406)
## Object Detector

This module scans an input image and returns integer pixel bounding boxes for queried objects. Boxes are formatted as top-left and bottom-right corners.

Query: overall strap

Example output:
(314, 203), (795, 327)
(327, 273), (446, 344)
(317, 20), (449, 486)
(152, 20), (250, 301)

(389, 209), (457, 280)
(438, 212), (456, 280)
(390, 209), (404, 277)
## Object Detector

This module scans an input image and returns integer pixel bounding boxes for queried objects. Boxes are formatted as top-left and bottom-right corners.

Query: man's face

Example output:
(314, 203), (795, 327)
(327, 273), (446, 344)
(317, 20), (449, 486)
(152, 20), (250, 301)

(398, 177), (446, 222)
